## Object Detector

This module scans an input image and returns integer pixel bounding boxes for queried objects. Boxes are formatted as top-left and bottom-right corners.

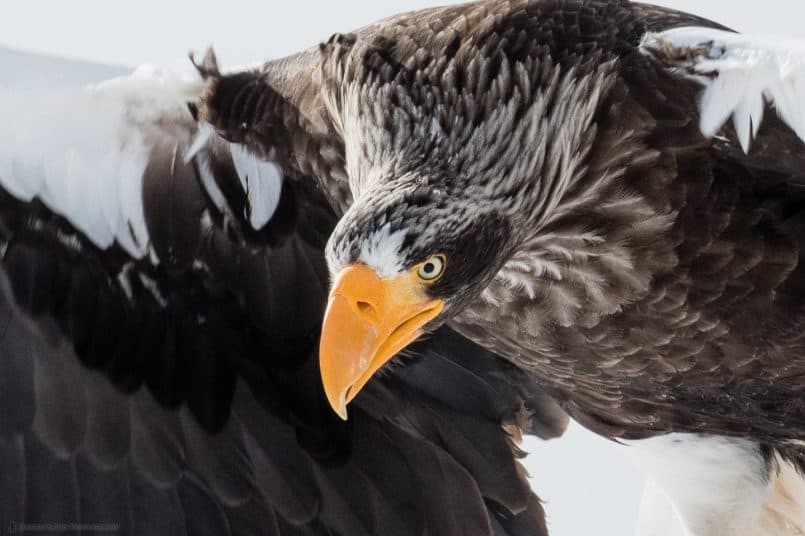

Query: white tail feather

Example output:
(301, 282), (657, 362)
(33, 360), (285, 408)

(759, 457), (805, 535)
(634, 435), (805, 536)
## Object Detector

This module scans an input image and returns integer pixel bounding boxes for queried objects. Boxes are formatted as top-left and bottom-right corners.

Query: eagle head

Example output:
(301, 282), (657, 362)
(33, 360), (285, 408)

(320, 165), (519, 418)
(315, 52), (616, 417)
(196, 32), (617, 419)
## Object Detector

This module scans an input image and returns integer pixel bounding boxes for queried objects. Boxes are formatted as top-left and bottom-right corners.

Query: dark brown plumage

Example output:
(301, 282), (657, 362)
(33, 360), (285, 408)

(5, 0), (805, 533)
(196, 14), (805, 536)
(199, 0), (805, 454)
(192, 5), (805, 529)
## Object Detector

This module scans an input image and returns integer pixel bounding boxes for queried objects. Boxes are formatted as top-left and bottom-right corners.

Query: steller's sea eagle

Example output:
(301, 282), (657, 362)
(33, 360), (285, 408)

(0, 29), (570, 536)
(3, 0), (805, 534)
(197, 1), (805, 533)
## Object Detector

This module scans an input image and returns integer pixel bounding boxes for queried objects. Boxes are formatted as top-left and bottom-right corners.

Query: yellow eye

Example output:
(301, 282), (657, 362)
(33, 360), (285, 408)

(417, 255), (446, 282)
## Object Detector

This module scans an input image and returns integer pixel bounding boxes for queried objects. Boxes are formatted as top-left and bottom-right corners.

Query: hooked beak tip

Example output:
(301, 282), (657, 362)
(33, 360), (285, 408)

(323, 378), (352, 421)
(329, 389), (349, 421)
(334, 405), (348, 421)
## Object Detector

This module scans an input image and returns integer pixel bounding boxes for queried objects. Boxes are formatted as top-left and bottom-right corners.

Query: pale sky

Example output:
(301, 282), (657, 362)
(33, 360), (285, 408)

(4, 1), (804, 535)
(3, 1), (805, 67)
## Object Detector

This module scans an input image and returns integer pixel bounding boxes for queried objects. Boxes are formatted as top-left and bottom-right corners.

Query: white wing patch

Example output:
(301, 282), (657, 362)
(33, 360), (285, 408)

(229, 142), (283, 230)
(0, 87), (154, 256)
(94, 63), (205, 100)
(0, 65), (207, 258)
(188, 124), (229, 214)
(642, 27), (805, 152)
(0, 64), (285, 261)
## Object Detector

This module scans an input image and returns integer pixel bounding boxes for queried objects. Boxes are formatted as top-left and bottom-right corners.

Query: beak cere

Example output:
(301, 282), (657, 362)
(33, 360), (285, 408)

(319, 264), (444, 419)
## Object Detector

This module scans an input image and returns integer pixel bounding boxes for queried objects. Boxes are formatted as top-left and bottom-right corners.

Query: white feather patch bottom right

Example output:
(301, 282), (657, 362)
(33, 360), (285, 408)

(628, 434), (805, 536)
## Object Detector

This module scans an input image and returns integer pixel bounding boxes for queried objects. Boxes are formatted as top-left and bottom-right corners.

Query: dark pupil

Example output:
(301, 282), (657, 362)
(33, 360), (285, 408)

(424, 263), (435, 274)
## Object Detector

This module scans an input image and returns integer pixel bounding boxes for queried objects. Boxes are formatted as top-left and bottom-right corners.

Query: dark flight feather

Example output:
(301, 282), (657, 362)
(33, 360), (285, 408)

(0, 42), (554, 534)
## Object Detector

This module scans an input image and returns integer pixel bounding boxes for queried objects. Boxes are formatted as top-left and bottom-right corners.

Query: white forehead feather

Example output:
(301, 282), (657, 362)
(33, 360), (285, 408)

(356, 223), (408, 278)
(326, 221), (409, 279)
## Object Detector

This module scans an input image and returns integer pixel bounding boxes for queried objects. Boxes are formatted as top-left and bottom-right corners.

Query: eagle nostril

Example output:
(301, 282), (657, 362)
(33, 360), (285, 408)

(356, 300), (379, 322)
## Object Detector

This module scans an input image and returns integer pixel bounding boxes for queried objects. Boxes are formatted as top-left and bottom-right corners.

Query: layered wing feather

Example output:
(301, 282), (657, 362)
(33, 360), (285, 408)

(0, 64), (561, 535)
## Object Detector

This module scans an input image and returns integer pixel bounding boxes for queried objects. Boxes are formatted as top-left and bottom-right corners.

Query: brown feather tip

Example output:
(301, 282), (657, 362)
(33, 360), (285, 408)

(186, 102), (199, 122)
(503, 421), (524, 447)
(189, 47), (221, 80)
(319, 32), (357, 54)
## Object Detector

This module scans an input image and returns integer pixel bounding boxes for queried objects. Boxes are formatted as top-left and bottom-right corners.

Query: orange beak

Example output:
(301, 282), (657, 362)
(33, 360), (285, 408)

(319, 264), (444, 419)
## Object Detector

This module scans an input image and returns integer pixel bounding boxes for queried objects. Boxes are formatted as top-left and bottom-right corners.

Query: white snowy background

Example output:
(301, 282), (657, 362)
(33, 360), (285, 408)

(2, 1), (803, 534)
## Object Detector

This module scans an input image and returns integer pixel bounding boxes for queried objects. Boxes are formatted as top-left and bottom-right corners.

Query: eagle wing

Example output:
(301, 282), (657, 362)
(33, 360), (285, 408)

(421, 4), (805, 450)
(507, 20), (805, 445)
(0, 62), (565, 535)
(636, 26), (805, 447)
